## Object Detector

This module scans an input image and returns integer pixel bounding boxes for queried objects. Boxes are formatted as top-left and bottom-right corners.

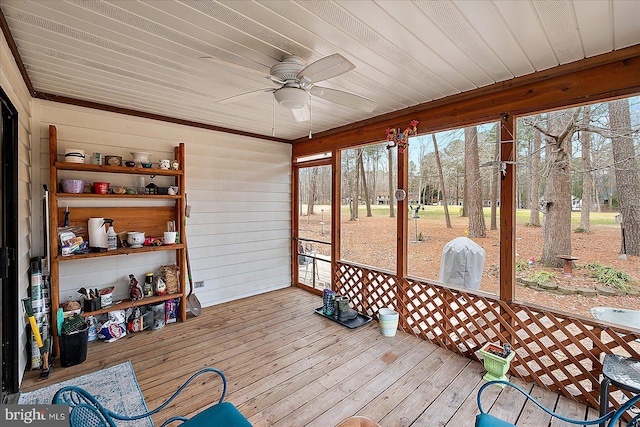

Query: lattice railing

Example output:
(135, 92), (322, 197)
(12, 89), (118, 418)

(335, 261), (640, 411)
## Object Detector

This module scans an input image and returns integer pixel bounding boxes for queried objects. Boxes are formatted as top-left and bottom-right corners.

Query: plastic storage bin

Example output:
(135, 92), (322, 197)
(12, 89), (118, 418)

(60, 325), (88, 367)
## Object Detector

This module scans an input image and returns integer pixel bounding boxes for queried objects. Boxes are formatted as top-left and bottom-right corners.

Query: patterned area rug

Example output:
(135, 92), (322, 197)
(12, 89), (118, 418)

(18, 361), (153, 427)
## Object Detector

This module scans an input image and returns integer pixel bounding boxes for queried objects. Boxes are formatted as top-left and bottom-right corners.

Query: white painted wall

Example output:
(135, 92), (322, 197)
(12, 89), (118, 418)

(1, 28), (33, 384)
(33, 101), (292, 315)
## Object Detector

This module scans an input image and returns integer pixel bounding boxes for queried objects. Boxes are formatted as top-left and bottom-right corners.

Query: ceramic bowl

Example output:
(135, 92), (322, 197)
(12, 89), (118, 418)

(124, 160), (136, 167)
(141, 162), (152, 168)
(93, 181), (110, 194)
(131, 152), (151, 164)
(127, 232), (145, 248)
(61, 179), (85, 193)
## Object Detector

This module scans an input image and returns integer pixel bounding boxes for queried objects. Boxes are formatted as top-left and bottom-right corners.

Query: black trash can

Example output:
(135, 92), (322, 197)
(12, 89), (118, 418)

(59, 325), (88, 367)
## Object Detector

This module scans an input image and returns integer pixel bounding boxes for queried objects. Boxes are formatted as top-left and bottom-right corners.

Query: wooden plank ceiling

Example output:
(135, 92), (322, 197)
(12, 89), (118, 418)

(2, 0), (639, 140)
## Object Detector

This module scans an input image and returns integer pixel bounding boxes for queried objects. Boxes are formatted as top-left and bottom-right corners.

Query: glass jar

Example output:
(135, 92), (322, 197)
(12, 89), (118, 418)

(143, 272), (154, 297)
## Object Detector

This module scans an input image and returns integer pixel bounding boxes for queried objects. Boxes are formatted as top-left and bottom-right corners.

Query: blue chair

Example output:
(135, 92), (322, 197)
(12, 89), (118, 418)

(52, 367), (252, 427)
(476, 380), (640, 427)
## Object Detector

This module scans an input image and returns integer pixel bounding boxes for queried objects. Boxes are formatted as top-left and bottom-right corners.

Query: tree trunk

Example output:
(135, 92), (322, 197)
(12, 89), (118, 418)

(490, 125), (499, 231)
(465, 126), (486, 237)
(359, 149), (372, 217)
(529, 115), (542, 227)
(306, 167), (318, 216)
(580, 106), (592, 231)
(541, 111), (575, 267)
(432, 134), (451, 228)
(461, 163), (468, 217)
(418, 142), (426, 205)
(371, 150), (378, 208)
(388, 148), (395, 218)
(609, 99), (640, 256)
(351, 150), (360, 221)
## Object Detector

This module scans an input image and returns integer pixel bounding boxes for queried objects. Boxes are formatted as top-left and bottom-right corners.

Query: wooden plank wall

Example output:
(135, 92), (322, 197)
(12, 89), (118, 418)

(34, 101), (292, 308)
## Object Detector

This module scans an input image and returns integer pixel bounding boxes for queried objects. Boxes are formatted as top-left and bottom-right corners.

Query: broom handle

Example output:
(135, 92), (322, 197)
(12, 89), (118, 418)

(183, 199), (194, 297)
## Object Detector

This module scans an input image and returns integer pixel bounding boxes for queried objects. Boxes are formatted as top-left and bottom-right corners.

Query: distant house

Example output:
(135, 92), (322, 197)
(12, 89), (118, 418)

(376, 193), (390, 205)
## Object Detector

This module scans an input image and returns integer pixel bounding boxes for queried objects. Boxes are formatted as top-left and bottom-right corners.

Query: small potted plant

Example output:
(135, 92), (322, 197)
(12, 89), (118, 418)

(479, 342), (515, 385)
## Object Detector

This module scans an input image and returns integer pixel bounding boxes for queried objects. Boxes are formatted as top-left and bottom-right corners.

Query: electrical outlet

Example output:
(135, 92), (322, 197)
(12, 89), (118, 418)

(194, 281), (204, 288)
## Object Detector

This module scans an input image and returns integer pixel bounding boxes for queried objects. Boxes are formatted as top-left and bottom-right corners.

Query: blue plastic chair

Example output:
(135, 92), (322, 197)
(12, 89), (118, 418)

(476, 380), (640, 427)
(52, 367), (252, 427)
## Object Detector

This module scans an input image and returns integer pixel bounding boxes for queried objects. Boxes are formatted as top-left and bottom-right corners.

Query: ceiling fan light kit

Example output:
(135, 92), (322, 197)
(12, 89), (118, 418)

(274, 87), (309, 109)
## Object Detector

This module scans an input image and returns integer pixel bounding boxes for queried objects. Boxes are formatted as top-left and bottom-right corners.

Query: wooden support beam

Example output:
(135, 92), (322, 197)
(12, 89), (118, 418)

(291, 164), (300, 286)
(499, 113), (516, 303)
(397, 147), (408, 278)
(331, 150), (341, 288)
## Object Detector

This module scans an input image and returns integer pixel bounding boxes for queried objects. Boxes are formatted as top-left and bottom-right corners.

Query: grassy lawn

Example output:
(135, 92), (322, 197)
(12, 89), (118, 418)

(335, 204), (620, 227)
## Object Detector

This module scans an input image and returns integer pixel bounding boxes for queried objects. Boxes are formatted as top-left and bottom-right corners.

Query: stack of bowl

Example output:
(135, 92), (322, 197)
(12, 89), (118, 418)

(64, 148), (85, 164)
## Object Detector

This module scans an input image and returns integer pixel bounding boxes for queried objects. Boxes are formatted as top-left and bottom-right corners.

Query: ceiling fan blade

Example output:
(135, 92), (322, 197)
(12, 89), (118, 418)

(291, 104), (311, 122)
(313, 87), (377, 112)
(297, 53), (355, 83)
(217, 88), (274, 104)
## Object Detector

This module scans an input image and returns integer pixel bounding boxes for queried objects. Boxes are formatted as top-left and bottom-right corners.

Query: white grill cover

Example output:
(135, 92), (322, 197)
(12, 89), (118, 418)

(438, 237), (486, 290)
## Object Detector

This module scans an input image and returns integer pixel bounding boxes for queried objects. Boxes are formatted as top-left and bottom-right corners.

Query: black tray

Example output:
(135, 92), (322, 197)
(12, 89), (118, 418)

(314, 307), (373, 329)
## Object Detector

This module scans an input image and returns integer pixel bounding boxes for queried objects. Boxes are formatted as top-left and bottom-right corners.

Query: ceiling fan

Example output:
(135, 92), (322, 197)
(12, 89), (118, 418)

(216, 53), (378, 122)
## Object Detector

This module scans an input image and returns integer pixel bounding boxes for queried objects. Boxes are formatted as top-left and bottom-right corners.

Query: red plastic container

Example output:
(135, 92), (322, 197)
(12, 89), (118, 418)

(93, 182), (110, 194)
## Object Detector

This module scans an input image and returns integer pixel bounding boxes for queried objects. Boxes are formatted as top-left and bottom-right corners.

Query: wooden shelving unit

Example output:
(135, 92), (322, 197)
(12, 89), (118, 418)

(48, 125), (188, 355)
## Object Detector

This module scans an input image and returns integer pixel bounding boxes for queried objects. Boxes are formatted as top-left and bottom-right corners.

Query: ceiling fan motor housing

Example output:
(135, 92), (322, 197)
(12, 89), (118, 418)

(270, 56), (305, 81)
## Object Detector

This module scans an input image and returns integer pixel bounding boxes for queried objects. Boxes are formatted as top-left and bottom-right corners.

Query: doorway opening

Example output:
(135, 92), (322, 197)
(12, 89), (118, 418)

(294, 162), (332, 292)
(1, 87), (19, 400)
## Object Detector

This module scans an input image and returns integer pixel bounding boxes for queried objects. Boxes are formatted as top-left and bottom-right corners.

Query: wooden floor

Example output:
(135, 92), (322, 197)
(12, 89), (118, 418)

(21, 287), (604, 426)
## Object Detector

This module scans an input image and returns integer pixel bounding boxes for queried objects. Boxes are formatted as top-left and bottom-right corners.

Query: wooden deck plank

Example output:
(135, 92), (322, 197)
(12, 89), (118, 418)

(306, 339), (439, 427)
(551, 394), (589, 426)
(18, 287), (599, 427)
(358, 346), (458, 422)
(412, 361), (486, 426)
(446, 375), (500, 427)
(233, 324), (383, 413)
(517, 384), (559, 427)
(378, 352), (472, 426)
(478, 376), (533, 425)
(248, 334), (414, 425)
(273, 335), (426, 426)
